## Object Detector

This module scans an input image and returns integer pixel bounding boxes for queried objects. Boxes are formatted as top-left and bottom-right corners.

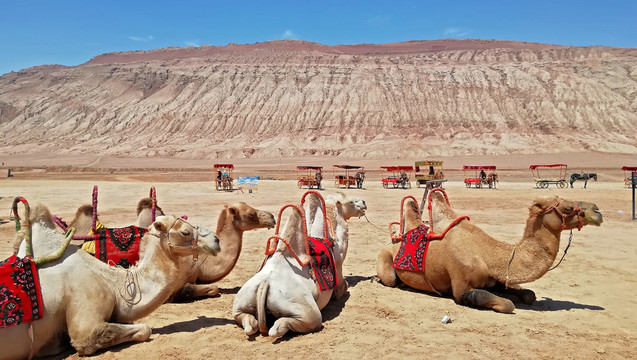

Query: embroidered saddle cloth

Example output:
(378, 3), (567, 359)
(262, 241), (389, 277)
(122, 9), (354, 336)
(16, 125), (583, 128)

(308, 237), (338, 291)
(392, 224), (431, 272)
(0, 255), (44, 328)
(95, 226), (148, 268)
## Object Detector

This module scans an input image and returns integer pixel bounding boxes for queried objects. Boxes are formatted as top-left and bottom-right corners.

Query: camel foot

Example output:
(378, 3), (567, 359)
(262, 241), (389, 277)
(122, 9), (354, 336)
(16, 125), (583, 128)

(332, 280), (348, 300)
(236, 314), (259, 335)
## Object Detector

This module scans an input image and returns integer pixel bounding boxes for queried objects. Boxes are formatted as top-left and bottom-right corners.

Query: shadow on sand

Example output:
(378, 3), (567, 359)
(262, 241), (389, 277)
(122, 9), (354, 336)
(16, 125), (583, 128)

(521, 297), (605, 312)
(153, 316), (235, 335)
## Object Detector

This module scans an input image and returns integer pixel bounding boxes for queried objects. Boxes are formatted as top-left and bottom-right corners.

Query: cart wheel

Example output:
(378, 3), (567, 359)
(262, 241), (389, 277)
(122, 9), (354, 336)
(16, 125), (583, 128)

(557, 180), (567, 189)
(297, 181), (302, 189)
(465, 182), (471, 188)
(334, 180), (339, 188)
(476, 182), (482, 189)
(539, 181), (548, 188)
(382, 182), (388, 189)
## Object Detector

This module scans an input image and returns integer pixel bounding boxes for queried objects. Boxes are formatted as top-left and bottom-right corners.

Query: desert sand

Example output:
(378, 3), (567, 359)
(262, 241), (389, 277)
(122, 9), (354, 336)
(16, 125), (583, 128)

(1, 156), (636, 359)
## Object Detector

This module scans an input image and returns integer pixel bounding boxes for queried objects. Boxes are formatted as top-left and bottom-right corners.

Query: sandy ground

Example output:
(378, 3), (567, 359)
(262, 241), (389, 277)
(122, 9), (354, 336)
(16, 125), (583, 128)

(1, 162), (636, 359)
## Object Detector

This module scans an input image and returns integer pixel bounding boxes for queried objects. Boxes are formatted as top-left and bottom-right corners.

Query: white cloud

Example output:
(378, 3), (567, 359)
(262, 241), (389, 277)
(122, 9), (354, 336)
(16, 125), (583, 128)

(281, 30), (297, 40)
(129, 35), (154, 42)
(185, 40), (201, 47)
(443, 27), (471, 38)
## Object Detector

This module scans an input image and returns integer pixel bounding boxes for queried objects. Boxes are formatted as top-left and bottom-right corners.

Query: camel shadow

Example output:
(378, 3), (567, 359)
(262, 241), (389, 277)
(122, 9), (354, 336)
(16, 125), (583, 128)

(521, 297), (605, 312)
(153, 316), (235, 335)
(345, 275), (374, 288)
(219, 286), (241, 295)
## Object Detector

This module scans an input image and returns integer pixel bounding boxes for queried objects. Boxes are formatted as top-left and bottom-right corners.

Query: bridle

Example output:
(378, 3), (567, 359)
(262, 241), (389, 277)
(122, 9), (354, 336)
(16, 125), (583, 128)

(150, 217), (201, 261)
(538, 198), (585, 231)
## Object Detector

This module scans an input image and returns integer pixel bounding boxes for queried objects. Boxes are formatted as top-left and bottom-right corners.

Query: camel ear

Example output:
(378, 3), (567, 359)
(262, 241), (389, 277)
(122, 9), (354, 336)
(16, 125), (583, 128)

(228, 206), (239, 218)
(153, 219), (168, 233)
(335, 201), (344, 215)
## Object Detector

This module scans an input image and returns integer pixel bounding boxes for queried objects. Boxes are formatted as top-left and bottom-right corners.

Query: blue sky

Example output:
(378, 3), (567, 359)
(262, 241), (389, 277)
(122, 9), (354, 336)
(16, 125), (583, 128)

(1, 0), (635, 75)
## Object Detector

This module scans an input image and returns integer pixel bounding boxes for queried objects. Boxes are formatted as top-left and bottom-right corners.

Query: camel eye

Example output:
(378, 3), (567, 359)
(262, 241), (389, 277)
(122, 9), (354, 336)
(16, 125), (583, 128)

(180, 229), (191, 236)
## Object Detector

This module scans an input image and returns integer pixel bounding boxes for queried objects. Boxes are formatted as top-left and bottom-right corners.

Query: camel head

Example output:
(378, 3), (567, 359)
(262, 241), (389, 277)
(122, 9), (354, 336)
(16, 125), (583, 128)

(136, 197), (165, 229)
(152, 215), (221, 258)
(326, 192), (367, 220)
(219, 202), (276, 232)
(69, 204), (95, 235)
(531, 197), (603, 231)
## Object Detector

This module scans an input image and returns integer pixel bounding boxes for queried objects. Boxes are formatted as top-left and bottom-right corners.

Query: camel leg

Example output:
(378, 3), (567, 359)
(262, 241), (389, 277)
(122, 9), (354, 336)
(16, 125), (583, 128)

(268, 307), (322, 338)
(490, 283), (536, 305)
(234, 313), (259, 335)
(376, 247), (398, 287)
(178, 283), (220, 299)
(69, 320), (151, 356)
(457, 289), (515, 313)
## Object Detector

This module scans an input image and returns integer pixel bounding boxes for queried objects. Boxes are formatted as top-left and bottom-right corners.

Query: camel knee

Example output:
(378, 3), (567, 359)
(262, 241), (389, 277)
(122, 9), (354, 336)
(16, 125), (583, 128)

(269, 314), (322, 338)
(376, 251), (398, 287)
(235, 313), (258, 335)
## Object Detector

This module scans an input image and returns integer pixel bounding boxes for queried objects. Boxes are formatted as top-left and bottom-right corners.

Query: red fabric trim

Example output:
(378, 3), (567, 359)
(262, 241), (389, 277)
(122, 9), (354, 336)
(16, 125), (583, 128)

(0, 255), (44, 328)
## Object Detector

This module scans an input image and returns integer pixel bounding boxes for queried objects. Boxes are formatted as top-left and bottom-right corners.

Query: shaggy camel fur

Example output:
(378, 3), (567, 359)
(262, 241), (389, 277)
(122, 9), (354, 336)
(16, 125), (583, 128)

(233, 192), (366, 337)
(376, 192), (603, 313)
(1, 204), (220, 359)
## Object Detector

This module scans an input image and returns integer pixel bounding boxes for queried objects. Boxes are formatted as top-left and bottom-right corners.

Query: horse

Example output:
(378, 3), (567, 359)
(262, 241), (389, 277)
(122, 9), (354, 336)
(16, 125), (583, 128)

(487, 173), (498, 189)
(570, 173), (597, 189)
(355, 171), (365, 189)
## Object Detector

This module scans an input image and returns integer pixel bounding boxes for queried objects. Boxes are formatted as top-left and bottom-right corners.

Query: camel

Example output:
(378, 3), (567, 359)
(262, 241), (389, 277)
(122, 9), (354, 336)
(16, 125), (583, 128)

(233, 191), (366, 337)
(376, 190), (603, 313)
(177, 202), (276, 299)
(1, 203), (220, 358)
(68, 200), (276, 300)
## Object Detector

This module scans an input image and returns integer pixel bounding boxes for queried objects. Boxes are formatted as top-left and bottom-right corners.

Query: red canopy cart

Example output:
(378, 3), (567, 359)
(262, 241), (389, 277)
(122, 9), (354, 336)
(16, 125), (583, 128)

(333, 165), (364, 189)
(381, 166), (413, 189)
(622, 166), (637, 188)
(297, 166), (323, 189)
(530, 164), (568, 188)
(214, 164), (234, 191)
(463, 165), (497, 189)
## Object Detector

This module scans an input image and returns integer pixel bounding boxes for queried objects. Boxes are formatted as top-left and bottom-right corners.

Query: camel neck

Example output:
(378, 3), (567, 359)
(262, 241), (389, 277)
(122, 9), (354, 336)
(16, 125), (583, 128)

(208, 216), (243, 282)
(489, 215), (562, 285)
(111, 237), (182, 322)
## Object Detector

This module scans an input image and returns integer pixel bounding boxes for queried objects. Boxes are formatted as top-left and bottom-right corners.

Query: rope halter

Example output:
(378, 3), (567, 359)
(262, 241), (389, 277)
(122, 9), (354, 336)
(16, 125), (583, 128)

(150, 216), (201, 261)
(538, 198), (585, 231)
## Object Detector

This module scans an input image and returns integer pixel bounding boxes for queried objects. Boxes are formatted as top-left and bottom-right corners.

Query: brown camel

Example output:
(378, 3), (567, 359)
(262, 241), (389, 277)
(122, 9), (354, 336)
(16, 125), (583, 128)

(2, 204), (220, 358)
(376, 190), (603, 313)
(69, 200), (276, 300)
(177, 202), (276, 299)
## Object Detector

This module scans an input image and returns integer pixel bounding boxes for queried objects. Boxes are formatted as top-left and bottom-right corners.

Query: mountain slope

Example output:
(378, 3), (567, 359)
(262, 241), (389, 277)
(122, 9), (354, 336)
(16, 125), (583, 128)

(1, 39), (636, 159)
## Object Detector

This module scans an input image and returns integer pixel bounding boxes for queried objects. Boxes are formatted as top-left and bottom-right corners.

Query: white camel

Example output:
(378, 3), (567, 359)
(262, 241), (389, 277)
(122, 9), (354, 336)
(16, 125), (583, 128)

(232, 191), (366, 337)
(1, 203), (220, 359)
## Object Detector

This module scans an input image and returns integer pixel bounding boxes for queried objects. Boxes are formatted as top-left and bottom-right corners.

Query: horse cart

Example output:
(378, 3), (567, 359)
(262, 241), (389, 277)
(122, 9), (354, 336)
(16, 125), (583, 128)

(333, 165), (365, 189)
(623, 166), (637, 188)
(297, 166), (323, 189)
(214, 164), (234, 191)
(463, 165), (497, 189)
(530, 164), (568, 188)
(381, 166), (413, 189)
(414, 160), (446, 188)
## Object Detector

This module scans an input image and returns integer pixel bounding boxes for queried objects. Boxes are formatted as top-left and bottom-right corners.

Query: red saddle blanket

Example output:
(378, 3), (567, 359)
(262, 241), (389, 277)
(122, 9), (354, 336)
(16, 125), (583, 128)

(0, 255), (44, 328)
(95, 226), (148, 268)
(308, 237), (338, 291)
(393, 224), (431, 272)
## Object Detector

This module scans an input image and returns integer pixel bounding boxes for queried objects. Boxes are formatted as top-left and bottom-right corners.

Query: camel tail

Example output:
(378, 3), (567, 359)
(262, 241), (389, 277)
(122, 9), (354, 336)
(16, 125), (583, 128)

(257, 279), (269, 335)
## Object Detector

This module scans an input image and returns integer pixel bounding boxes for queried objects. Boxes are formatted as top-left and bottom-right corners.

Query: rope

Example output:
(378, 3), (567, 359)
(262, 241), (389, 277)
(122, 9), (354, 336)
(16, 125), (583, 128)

(11, 197), (32, 258)
(34, 228), (76, 266)
(91, 185), (98, 234)
(505, 246), (516, 288)
(265, 204), (311, 267)
(149, 186), (157, 222)
(549, 230), (573, 271)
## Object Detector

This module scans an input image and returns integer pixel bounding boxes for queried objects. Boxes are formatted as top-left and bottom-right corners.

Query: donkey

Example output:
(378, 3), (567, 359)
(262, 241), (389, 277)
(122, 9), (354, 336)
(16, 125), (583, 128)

(570, 173), (597, 189)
